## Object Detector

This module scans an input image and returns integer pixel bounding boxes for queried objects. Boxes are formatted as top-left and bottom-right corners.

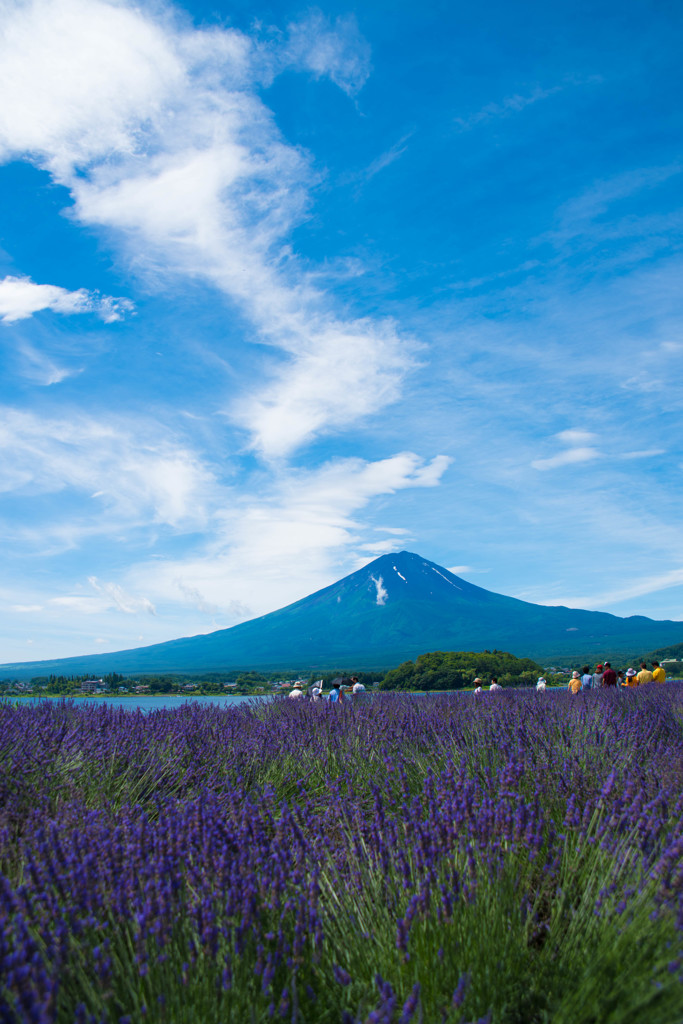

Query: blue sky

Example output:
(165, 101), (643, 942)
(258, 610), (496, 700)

(1, 0), (683, 662)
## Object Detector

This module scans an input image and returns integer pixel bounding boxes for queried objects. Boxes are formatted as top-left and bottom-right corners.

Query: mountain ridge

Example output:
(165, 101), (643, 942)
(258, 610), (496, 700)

(2, 551), (683, 678)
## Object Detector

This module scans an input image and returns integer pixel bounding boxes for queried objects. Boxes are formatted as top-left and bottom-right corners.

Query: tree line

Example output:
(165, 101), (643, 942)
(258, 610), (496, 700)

(378, 650), (543, 691)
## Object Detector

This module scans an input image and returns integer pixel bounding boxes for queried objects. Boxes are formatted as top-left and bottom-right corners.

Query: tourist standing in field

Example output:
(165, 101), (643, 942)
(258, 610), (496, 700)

(624, 668), (638, 686)
(602, 662), (617, 687)
(489, 678), (502, 691)
(288, 681), (305, 700)
(581, 666), (593, 691)
(329, 682), (340, 703)
(592, 664), (604, 688)
(536, 677), (547, 691)
(351, 677), (366, 695)
(636, 662), (654, 686)
(568, 671), (582, 694)
(651, 661), (666, 684)
(617, 670), (625, 687)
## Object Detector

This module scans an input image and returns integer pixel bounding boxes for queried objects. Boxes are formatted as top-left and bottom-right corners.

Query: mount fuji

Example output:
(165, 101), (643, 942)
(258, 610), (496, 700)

(3, 551), (683, 678)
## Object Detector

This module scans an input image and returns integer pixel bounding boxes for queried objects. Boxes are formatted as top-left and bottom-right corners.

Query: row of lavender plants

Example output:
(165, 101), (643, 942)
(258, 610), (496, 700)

(1, 687), (683, 1023)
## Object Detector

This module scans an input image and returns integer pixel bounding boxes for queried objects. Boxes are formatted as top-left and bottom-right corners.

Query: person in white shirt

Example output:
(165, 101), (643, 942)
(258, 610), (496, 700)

(489, 678), (502, 692)
(351, 676), (365, 695)
(288, 681), (305, 700)
(536, 677), (547, 691)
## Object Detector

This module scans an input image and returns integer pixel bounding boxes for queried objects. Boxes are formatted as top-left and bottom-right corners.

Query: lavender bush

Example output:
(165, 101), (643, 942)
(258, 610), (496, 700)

(1, 687), (683, 1023)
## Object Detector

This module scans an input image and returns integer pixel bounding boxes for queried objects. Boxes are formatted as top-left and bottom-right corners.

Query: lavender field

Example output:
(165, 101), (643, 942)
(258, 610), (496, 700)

(2, 688), (683, 1024)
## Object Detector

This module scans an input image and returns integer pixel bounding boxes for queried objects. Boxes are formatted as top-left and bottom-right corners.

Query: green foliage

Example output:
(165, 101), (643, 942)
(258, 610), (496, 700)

(379, 650), (542, 691)
(234, 671), (267, 685)
(310, 670), (381, 686)
(648, 641), (683, 661)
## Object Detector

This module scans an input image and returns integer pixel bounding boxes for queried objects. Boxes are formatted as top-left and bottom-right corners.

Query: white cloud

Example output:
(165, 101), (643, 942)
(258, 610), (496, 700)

(0, 407), (217, 534)
(542, 567), (683, 610)
(531, 430), (602, 471)
(281, 10), (371, 95)
(238, 319), (417, 457)
(125, 451), (451, 621)
(363, 134), (412, 179)
(621, 373), (662, 393)
(88, 576), (156, 615)
(340, 132), (413, 187)
(454, 76), (602, 133)
(357, 539), (410, 555)
(620, 448), (665, 460)
(546, 163), (682, 247)
(455, 83), (564, 130)
(531, 447), (601, 471)
(0, 275), (133, 324)
(555, 429), (597, 445)
(371, 574), (388, 605)
(14, 342), (81, 386)
(0, 0), (392, 459)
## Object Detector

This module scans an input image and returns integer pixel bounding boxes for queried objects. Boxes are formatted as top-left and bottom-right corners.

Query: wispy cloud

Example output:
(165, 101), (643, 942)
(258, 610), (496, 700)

(125, 451), (452, 623)
(0, 0), (395, 460)
(0, 407), (217, 535)
(454, 75), (601, 133)
(543, 163), (683, 249)
(370, 575), (388, 605)
(531, 430), (602, 471)
(555, 429), (597, 445)
(532, 447), (602, 471)
(620, 449), (666, 460)
(455, 83), (564, 130)
(279, 9), (371, 95)
(340, 132), (414, 187)
(0, 275), (132, 324)
(13, 342), (81, 386)
(449, 260), (540, 293)
(364, 133), (412, 179)
(541, 567), (683, 611)
(88, 576), (156, 615)
(234, 316), (416, 458)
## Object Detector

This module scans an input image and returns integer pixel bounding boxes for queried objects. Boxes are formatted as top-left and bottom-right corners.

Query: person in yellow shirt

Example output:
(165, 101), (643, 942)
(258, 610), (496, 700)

(651, 661), (666, 684)
(636, 662), (654, 686)
(568, 671), (582, 694)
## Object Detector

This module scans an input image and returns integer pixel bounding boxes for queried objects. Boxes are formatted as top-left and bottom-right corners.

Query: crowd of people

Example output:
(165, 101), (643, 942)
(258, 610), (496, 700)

(285, 662), (669, 700)
(476, 661), (668, 694)
(566, 660), (667, 693)
(287, 676), (367, 702)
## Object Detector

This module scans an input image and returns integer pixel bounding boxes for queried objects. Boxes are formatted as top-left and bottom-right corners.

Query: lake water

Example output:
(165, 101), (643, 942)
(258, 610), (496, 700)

(4, 693), (272, 713)
(6, 691), (428, 713)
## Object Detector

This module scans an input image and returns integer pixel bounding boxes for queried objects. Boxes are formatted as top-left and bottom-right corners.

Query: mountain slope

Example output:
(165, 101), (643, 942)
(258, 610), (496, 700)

(3, 551), (683, 678)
